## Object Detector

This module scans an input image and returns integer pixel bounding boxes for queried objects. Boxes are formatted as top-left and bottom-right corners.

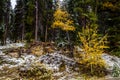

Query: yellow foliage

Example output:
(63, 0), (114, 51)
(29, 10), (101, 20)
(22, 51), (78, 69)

(52, 9), (75, 31)
(78, 26), (108, 58)
(103, 2), (117, 11)
(103, 2), (114, 8)
(76, 26), (108, 76)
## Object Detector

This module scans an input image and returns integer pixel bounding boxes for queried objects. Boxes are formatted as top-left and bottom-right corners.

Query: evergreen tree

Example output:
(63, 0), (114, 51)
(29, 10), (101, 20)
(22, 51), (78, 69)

(65, 0), (98, 43)
(0, 0), (11, 45)
(14, 0), (25, 42)
(13, 0), (54, 42)
(0, 0), (5, 44)
(98, 0), (120, 56)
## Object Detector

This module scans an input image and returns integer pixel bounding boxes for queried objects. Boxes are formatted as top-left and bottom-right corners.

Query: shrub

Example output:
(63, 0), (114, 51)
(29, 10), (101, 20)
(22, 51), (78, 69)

(19, 62), (53, 80)
(112, 63), (120, 77)
(76, 25), (108, 76)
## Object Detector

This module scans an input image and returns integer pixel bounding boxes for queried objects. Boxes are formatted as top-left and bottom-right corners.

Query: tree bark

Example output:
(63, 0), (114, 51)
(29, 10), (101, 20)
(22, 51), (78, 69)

(21, 23), (24, 41)
(21, 0), (25, 41)
(66, 31), (70, 42)
(95, 0), (98, 16)
(35, 0), (38, 41)
(3, 3), (9, 45)
(45, 25), (48, 42)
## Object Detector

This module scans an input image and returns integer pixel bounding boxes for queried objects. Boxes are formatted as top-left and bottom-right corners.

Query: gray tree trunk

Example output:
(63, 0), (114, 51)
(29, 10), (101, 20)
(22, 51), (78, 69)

(35, 0), (38, 41)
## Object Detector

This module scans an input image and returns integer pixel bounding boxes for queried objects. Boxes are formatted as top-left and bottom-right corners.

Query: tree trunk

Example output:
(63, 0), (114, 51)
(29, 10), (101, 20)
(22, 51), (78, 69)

(35, 0), (38, 41)
(3, 9), (9, 45)
(45, 25), (48, 42)
(66, 31), (70, 42)
(21, 0), (25, 41)
(95, 0), (98, 16)
(21, 24), (24, 41)
(3, 26), (7, 45)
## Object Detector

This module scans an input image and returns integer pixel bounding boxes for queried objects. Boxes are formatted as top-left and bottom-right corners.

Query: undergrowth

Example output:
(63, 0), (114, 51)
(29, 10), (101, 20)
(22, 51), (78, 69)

(19, 62), (53, 80)
(112, 63), (120, 77)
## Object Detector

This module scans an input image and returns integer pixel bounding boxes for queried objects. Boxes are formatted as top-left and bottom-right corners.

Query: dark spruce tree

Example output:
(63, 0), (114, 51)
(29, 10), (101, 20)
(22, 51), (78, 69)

(0, 0), (11, 45)
(14, 0), (25, 42)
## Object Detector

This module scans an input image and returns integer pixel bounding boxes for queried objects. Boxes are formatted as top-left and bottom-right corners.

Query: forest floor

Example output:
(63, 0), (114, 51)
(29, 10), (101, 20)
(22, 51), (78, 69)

(0, 42), (120, 80)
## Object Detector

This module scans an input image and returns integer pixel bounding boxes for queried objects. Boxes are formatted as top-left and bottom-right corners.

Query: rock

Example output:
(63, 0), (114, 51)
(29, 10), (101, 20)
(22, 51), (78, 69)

(39, 52), (79, 72)
(8, 52), (19, 58)
(0, 51), (4, 56)
(0, 50), (37, 70)
(106, 77), (120, 80)
(0, 43), (25, 50)
(0, 43), (120, 79)
(102, 53), (120, 72)
(0, 43), (25, 57)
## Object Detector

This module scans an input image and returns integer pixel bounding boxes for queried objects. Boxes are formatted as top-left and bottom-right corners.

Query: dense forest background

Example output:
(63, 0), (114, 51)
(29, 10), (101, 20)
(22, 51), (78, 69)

(0, 0), (120, 56)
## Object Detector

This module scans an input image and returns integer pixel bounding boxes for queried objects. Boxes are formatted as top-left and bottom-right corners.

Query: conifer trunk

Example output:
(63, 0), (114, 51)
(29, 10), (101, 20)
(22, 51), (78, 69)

(21, 0), (25, 41)
(21, 23), (24, 41)
(66, 31), (70, 42)
(45, 25), (48, 42)
(3, 2), (9, 45)
(35, 0), (38, 41)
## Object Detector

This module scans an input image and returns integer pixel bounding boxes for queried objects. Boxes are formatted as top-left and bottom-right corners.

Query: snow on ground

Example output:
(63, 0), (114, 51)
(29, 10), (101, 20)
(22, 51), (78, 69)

(102, 53), (120, 71)
(0, 43), (25, 50)
(0, 43), (120, 79)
